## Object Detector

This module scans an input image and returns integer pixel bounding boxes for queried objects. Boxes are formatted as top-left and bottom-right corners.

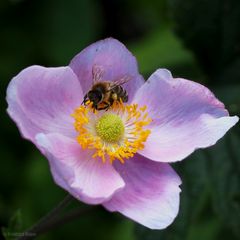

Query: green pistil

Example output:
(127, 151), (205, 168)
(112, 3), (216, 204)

(96, 113), (124, 143)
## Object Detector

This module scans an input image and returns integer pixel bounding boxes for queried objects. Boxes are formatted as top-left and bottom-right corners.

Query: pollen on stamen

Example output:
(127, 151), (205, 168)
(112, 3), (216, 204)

(71, 101), (152, 164)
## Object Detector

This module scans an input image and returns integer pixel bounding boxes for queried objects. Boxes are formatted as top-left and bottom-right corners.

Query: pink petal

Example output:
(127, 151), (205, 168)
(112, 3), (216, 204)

(6, 65), (83, 142)
(103, 154), (181, 229)
(69, 38), (144, 101)
(36, 133), (125, 205)
(133, 69), (239, 162)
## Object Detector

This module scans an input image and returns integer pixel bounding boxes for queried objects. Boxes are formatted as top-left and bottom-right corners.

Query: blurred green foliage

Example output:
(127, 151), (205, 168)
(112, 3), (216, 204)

(170, 0), (240, 84)
(0, 0), (239, 239)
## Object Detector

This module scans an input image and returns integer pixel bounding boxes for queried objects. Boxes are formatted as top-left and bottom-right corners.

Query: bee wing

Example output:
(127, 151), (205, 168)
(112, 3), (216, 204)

(109, 75), (132, 90)
(92, 64), (104, 84)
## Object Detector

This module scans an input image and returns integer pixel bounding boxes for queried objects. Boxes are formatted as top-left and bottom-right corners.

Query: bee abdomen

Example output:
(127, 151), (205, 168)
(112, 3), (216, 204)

(113, 86), (128, 102)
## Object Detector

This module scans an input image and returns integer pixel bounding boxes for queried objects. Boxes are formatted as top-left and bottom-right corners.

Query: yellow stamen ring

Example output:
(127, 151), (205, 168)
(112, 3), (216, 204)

(71, 102), (152, 163)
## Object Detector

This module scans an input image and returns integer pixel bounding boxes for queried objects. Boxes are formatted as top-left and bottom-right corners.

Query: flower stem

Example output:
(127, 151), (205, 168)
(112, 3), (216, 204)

(17, 194), (74, 240)
(33, 206), (95, 236)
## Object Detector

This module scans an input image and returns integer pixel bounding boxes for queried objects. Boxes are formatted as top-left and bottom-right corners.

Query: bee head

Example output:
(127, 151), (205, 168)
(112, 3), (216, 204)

(88, 90), (103, 105)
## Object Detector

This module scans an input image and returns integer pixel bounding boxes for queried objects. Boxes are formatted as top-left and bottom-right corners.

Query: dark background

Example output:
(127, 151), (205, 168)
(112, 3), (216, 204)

(0, 0), (240, 239)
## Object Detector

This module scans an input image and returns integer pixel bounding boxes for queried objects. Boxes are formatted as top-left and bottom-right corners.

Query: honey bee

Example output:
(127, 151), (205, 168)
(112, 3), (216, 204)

(82, 65), (131, 110)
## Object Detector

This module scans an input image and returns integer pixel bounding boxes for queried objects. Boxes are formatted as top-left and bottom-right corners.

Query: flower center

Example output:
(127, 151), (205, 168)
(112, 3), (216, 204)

(72, 102), (151, 163)
(96, 113), (124, 143)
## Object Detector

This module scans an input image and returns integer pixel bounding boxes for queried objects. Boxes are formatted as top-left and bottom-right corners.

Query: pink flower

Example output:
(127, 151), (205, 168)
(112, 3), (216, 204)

(6, 38), (238, 229)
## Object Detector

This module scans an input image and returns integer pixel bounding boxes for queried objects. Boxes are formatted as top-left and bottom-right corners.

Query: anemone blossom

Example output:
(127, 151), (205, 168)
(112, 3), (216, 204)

(6, 38), (238, 229)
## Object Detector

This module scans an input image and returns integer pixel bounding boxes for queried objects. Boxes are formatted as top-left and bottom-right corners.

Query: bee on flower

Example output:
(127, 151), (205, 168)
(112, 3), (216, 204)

(82, 64), (130, 110)
(6, 38), (238, 229)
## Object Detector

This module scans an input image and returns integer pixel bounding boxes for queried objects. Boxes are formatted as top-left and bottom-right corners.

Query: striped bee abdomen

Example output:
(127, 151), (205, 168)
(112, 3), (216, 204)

(112, 85), (128, 102)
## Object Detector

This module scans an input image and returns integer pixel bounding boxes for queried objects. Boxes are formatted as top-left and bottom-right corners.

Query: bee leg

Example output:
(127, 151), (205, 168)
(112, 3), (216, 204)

(93, 103), (98, 110)
(96, 106), (107, 110)
(82, 94), (88, 105)
(103, 101), (111, 111)
(97, 101), (111, 111)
